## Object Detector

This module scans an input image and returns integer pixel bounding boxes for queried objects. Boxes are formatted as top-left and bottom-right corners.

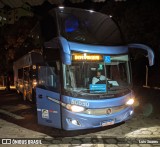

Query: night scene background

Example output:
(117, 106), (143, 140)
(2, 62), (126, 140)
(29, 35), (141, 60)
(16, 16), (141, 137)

(0, 0), (160, 89)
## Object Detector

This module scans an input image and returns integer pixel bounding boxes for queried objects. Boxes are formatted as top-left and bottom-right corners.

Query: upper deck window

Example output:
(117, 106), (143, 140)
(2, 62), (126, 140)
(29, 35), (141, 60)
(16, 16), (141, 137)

(55, 7), (124, 45)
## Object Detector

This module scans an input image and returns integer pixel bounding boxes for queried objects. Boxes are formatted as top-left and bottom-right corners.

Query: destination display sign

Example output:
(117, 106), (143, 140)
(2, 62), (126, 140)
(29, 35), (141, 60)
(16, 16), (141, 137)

(72, 53), (103, 61)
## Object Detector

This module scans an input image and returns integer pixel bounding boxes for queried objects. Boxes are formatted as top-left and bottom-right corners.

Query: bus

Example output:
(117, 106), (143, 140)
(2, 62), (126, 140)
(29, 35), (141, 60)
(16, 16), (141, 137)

(13, 51), (44, 102)
(36, 7), (154, 130)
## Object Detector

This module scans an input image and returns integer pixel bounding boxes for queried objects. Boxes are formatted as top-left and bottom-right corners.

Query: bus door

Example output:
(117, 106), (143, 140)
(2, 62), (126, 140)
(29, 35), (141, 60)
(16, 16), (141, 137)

(23, 66), (35, 101)
(36, 65), (61, 129)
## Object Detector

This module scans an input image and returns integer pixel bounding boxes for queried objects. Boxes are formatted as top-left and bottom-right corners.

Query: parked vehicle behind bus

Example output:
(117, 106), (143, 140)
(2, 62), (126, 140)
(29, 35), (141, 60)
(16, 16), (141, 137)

(13, 51), (44, 102)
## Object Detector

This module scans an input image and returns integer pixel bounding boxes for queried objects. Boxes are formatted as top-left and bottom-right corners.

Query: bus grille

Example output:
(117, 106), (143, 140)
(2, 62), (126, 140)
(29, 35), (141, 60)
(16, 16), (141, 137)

(83, 105), (127, 115)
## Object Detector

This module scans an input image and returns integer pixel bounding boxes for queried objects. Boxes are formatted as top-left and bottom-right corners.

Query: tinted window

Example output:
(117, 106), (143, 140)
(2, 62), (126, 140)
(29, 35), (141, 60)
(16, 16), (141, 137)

(54, 8), (124, 45)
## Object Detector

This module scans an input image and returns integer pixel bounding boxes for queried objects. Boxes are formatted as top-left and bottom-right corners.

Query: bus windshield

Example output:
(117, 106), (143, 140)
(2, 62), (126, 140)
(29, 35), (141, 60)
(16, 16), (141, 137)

(56, 8), (124, 45)
(63, 54), (131, 99)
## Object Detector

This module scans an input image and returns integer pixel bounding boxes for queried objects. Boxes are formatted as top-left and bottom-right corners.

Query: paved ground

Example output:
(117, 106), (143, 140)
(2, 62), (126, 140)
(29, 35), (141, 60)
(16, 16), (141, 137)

(0, 87), (160, 146)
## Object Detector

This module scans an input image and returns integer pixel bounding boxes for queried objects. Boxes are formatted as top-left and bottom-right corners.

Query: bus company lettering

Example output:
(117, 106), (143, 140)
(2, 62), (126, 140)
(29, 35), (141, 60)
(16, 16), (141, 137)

(71, 100), (89, 107)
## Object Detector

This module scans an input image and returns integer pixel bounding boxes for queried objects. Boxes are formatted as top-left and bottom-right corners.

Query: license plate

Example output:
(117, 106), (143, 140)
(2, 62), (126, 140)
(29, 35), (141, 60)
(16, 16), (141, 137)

(101, 120), (115, 126)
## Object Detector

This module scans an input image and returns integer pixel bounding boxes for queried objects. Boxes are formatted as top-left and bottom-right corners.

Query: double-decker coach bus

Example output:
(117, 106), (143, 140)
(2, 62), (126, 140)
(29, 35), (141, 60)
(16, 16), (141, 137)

(13, 51), (44, 102)
(36, 7), (154, 130)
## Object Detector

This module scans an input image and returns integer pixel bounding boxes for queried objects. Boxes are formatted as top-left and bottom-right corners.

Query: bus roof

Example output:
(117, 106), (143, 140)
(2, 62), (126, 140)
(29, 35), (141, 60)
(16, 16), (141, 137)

(13, 51), (44, 69)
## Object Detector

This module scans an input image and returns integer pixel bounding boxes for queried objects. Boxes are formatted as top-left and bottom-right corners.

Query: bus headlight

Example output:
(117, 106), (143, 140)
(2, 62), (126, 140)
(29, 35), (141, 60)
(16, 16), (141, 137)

(66, 104), (85, 112)
(126, 98), (134, 105)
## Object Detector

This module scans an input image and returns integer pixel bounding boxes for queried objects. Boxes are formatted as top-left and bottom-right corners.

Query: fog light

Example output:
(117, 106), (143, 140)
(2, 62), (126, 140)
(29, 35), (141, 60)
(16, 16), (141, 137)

(68, 118), (81, 126)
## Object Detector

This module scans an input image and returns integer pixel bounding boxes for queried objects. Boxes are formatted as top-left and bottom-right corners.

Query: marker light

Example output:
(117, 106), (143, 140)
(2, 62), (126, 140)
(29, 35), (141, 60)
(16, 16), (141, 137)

(32, 65), (36, 69)
(126, 98), (134, 105)
(66, 104), (85, 112)
(32, 80), (37, 87)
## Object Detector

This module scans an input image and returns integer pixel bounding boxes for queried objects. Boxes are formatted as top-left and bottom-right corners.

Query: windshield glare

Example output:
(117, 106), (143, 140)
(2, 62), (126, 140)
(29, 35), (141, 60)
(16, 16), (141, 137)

(63, 55), (131, 98)
(57, 8), (124, 45)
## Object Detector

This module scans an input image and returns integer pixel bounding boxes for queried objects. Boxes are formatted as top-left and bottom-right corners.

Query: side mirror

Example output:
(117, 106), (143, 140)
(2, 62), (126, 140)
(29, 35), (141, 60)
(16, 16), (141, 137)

(128, 43), (154, 66)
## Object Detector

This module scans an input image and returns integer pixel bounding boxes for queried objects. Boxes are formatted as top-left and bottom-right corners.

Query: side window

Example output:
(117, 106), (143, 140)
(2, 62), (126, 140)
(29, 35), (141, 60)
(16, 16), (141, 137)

(38, 64), (60, 92)
(39, 48), (61, 91)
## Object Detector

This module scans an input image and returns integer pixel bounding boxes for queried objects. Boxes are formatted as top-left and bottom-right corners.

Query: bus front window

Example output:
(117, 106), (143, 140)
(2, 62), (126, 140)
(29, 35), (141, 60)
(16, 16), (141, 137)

(63, 55), (131, 98)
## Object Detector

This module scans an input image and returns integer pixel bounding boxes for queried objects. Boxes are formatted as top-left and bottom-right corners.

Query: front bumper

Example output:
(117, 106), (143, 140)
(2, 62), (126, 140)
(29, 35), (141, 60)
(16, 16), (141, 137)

(62, 106), (133, 130)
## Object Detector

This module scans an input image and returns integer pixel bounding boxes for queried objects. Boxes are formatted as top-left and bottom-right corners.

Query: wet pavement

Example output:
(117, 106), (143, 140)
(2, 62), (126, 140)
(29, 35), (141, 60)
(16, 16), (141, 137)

(0, 87), (160, 146)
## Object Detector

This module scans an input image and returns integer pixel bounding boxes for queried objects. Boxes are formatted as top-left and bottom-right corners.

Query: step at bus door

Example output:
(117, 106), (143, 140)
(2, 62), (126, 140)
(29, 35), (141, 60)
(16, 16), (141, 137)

(36, 87), (61, 129)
